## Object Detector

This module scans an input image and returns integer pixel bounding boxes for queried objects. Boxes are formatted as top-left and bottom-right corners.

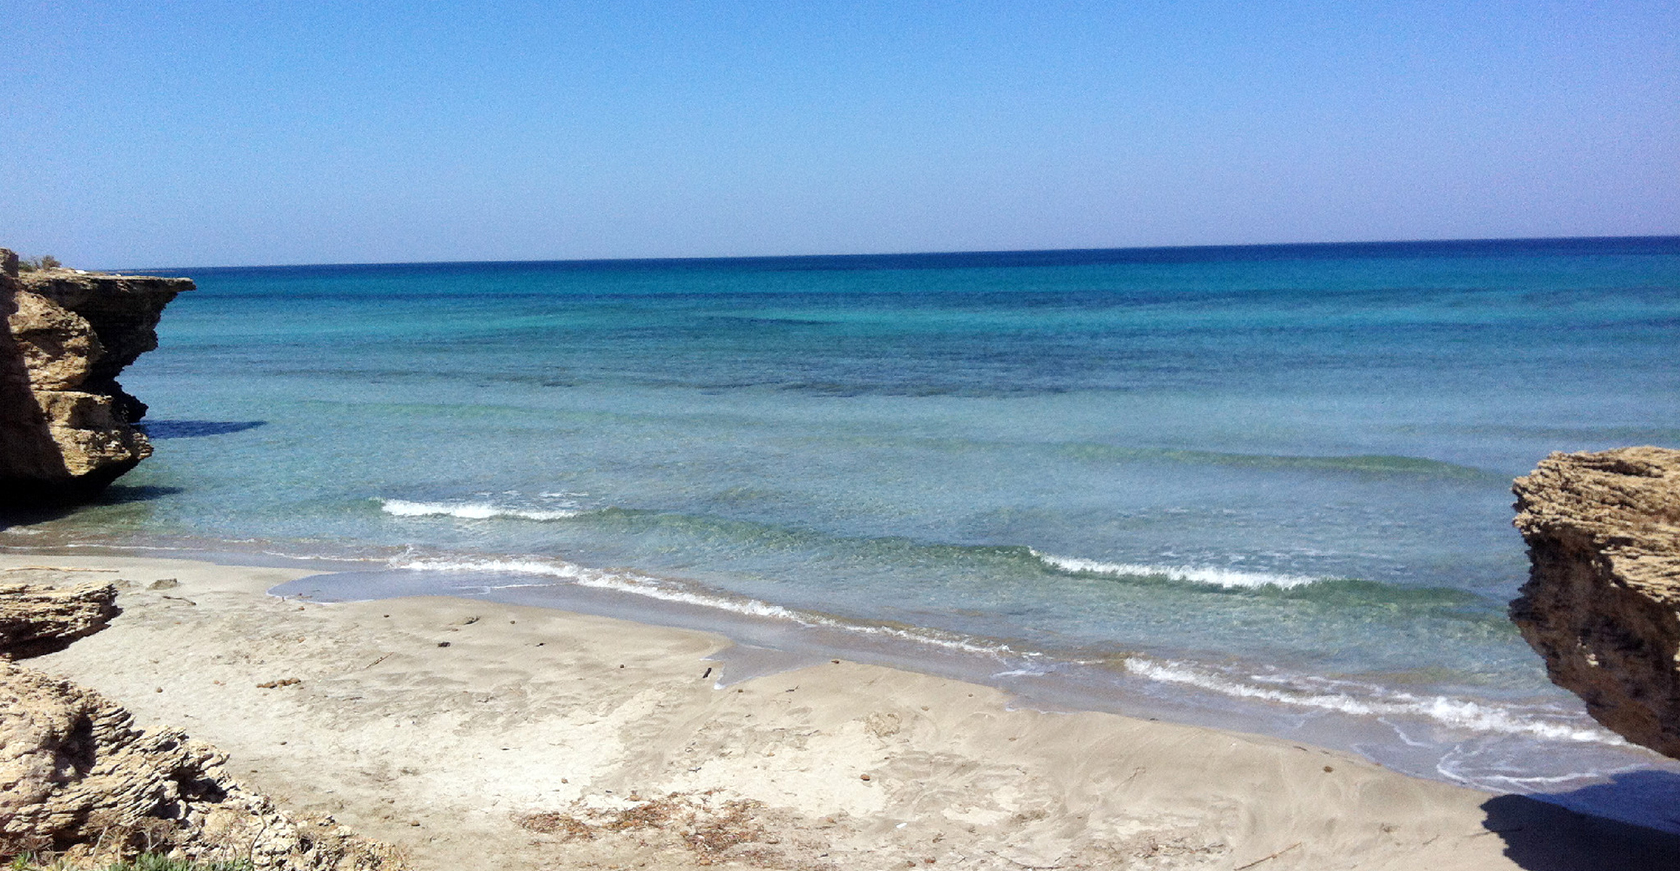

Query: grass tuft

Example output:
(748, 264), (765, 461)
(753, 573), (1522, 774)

(15, 255), (61, 273)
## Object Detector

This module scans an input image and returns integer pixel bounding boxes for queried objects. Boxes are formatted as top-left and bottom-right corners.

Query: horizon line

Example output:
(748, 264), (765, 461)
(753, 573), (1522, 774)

(115, 233), (1680, 274)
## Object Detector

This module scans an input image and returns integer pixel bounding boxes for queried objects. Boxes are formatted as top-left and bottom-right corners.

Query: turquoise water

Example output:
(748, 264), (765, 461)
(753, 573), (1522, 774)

(9, 238), (1680, 816)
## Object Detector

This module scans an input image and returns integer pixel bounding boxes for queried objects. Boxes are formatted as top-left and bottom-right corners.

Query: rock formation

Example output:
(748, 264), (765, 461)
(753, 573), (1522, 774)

(1510, 446), (1680, 759)
(0, 582), (118, 658)
(0, 248), (191, 507)
(1, 583), (405, 869)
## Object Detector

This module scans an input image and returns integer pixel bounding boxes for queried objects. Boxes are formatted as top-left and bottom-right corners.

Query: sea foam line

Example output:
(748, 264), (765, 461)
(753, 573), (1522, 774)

(390, 556), (1018, 658)
(391, 557), (799, 619)
(1122, 657), (1623, 745)
(379, 499), (582, 521)
(1031, 550), (1321, 589)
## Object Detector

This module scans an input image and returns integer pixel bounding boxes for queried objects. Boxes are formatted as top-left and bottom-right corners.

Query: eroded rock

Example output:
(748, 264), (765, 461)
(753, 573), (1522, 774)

(0, 249), (191, 506)
(0, 658), (405, 869)
(0, 581), (119, 659)
(1510, 446), (1680, 758)
(19, 263), (194, 423)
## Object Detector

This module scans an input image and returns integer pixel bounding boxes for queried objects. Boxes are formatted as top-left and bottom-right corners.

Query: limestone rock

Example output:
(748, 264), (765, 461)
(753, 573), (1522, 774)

(5, 291), (100, 391)
(0, 658), (405, 869)
(19, 266), (194, 422)
(0, 249), (190, 506)
(0, 582), (119, 659)
(0, 579), (404, 868)
(1510, 446), (1680, 758)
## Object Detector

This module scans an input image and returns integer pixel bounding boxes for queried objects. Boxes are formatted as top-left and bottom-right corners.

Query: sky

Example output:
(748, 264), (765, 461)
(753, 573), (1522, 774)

(2, 1), (1676, 268)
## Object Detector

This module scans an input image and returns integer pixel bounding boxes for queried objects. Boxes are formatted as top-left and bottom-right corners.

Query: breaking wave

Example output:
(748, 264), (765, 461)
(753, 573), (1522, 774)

(379, 499), (582, 521)
(1121, 656), (1623, 745)
(1030, 550), (1323, 589)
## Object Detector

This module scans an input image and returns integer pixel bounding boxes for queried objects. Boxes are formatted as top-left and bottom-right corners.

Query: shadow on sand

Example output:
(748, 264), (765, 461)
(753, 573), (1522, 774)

(1484, 769), (1680, 869)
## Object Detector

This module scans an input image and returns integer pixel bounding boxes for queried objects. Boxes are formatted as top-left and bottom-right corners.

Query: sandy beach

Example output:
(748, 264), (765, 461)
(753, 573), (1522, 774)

(9, 552), (1680, 870)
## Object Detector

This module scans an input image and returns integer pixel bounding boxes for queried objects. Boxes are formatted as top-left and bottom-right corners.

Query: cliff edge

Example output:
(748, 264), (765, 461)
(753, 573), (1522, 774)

(1510, 446), (1680, 759)
(0, 249), (191, 507)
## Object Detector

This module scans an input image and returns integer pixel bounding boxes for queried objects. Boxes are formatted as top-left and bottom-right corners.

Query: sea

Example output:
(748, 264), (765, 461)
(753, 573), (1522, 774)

(6, 236), (1680, 829)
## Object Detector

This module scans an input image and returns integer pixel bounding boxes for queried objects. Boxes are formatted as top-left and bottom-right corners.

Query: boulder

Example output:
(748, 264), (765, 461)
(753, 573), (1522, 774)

(0, 249), (191, 506)
(1510, 446), (1680, 758)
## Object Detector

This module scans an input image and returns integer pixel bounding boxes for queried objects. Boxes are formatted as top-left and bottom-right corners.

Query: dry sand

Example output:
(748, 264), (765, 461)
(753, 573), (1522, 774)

(9, 552), (1680, 870)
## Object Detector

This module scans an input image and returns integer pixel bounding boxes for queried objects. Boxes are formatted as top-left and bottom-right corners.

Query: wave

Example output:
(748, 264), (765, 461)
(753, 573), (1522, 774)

(378, 499), (582, 521)
(1122, 657), (1622, 745)
(1030, 550), (1323, 589)
(389, 556), (1020, 658)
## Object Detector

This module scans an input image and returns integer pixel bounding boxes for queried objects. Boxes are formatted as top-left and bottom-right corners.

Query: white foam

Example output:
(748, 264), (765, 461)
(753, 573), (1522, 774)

(1122, 657), (1623, 745)
(824, 620), (1020, 658)
(1031, 550), (1321, 589)
(392, 557), (806, 621)
(390, 556), (1017, 657)
(379, 499), (581, 521)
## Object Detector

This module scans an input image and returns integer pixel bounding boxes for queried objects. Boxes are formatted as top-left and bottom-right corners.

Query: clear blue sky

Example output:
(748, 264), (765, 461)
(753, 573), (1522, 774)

(3, 1), (1676, 268)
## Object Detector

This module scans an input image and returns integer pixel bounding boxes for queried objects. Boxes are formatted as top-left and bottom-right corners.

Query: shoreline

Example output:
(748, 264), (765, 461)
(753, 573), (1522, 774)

(33, 538), (1669, 806)
(11, 552), (1680, 869)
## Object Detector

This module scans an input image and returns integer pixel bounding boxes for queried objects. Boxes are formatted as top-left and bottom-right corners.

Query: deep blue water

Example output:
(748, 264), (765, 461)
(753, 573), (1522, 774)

(9, 236), (1680, 815)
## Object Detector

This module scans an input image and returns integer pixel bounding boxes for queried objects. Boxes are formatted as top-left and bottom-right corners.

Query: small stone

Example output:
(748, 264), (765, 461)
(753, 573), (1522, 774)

(860, 774), (871, 782)
(437, 641), (451, 648)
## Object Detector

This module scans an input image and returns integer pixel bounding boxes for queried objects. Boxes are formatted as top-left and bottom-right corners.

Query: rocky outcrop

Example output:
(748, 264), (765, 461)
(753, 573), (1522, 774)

(1, 584), (405, 868)
(0, 582), (118, 659)
(0, 660), (405, 868)
(1510, 447), (1680, 759)
(0, 249), (191, 507)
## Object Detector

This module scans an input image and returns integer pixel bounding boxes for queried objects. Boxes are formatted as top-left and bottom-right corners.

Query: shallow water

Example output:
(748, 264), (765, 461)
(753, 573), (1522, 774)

(9, 238), (1680, 826)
